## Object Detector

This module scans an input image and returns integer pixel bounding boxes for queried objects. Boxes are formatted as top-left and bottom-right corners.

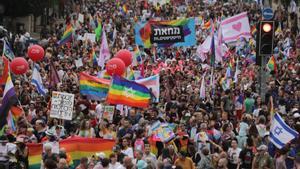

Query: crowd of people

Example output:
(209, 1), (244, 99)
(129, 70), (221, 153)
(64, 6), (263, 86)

(0, 0), (300, 169)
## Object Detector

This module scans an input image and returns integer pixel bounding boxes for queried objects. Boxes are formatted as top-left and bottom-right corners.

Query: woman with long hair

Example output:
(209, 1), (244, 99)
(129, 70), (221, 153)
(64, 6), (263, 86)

(77, 120), (95, 138)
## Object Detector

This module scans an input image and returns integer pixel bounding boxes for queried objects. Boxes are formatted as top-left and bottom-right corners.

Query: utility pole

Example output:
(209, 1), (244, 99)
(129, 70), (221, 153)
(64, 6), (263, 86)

(256, 20), (275, 102)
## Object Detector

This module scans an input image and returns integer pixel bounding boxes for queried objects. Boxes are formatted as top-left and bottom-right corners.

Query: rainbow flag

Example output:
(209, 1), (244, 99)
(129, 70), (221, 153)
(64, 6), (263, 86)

(7, 106), (23, 132)
(267, 55), (277, 73)
(90, 47), (97, 66)
(122, 4), (128, 14)
(251, 25), (257, 36)
(80, 72), (110, 100)
(106, 76), (151, 108)
(203, 20), (211, 29)
(132, 45), (142, 66)
(28, 137), (115, 169)
(58, 24), (73, 46)
(275, 24), (282, 36)
(127, 67), (135, 80)
(0, 73), (18, 130)
(98, 70), (111, 80)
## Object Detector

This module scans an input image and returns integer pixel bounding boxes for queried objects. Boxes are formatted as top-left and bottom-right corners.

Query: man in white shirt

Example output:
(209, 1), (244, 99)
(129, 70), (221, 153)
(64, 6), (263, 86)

(95, 100), (104, 120)
(290, 0), (297, 14)
(0, 136), (10, 169)
(143, 144), (157, 165)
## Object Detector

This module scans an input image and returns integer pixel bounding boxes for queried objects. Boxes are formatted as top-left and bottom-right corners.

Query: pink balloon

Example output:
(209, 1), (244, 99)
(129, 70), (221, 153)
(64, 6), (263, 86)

(27, 45), (44, 62)
(115, 49), (132, 67)
(106, 58), (126, 76)
(10, 57), (29, 75)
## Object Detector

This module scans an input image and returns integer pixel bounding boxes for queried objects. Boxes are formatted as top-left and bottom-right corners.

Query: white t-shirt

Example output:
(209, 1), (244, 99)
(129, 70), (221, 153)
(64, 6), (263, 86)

(290, 0), (297, 13)
(121, 147), (134, 158)
(0, 144), (9, 161)
(228, 147), (241, 164)
(109, 162), (122, 169)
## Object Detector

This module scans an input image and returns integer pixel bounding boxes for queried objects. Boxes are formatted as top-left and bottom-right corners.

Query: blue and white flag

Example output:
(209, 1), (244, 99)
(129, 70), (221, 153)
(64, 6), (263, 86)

(2, 39), (15, 60)
(270, 113), (299, 149)
(31, 66), (48, 96)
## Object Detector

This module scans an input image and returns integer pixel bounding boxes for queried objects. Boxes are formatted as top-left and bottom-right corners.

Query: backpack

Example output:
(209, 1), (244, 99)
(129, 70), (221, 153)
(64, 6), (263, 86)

(134, 138), (145, 151)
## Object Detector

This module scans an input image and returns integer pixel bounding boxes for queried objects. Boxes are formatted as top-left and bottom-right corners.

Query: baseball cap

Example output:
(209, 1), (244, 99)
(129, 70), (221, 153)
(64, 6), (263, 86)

(293, 113), (300, 118)
(257, 145), (268, 151)
(95, 152), (106, 159)
(137, 160), (148, 169)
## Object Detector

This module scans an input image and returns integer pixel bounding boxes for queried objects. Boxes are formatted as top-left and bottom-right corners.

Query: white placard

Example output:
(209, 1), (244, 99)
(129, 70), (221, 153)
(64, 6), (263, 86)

(78, 13), (84, 23)
(50, 91), (74, 120)
(75, 58), (83, 68)
(103, 106), (115, 122)
(83, 33), (96, 43)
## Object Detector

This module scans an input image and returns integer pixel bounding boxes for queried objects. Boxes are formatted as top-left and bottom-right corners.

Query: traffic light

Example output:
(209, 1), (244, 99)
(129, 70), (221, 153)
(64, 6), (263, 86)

(257, 21), (275, 56)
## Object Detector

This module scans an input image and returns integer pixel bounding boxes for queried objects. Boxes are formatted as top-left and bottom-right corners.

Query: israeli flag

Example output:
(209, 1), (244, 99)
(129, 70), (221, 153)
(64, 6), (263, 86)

(270, 113), (299, 149)
(31, 66), (48, 96)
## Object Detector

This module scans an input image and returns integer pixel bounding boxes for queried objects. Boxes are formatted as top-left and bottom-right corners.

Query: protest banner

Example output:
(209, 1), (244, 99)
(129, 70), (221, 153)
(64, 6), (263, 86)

(103, 106), (115, 122)
(135, 18), (196, 48)
(221, 12), (251, 43)
(148, 121), (176, 143)
(50, 91), (74, 120)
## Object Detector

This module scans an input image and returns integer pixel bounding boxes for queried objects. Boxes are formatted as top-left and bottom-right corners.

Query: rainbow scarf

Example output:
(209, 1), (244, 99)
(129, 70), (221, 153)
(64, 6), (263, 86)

(106, 76), (151, 108)
(28, 137), (115, 169)
(80, 72), (110, 100)
(58, 24), (73, 46)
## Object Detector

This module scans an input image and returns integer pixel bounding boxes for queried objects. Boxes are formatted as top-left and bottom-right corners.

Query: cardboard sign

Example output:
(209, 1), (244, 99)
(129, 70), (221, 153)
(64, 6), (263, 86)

(103, 106), (115, 121)
(50, 91), (74, 120)
(84, 33), (96, 43)
(78, 13), (84, 23)
(75, 58), (83, 68)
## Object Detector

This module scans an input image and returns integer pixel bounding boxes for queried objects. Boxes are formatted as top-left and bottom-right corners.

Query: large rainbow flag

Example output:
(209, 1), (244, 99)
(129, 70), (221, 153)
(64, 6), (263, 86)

(58, 24), (73, 46)
(106, 76), (151, 108)
(28, 137), (115, 169)
(80, 72), (110, 100)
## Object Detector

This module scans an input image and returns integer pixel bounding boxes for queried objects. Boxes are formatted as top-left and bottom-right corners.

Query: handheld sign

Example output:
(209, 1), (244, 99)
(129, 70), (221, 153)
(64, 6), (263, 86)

(263, 8), (273, 20)
(50, 91), (75, 120)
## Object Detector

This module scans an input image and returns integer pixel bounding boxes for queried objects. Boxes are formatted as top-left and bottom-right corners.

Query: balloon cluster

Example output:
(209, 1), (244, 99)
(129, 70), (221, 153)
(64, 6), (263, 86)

(10, 45), (44, 75)
(105, 49), (132, 76)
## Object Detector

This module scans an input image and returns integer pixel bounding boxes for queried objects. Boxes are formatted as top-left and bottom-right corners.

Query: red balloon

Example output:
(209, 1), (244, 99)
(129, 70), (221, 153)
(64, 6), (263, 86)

(115, 49), (132, 67)
(106, 58), (126, 76)
(10, 57), (29, 75)
(27, 45), (45, 62)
